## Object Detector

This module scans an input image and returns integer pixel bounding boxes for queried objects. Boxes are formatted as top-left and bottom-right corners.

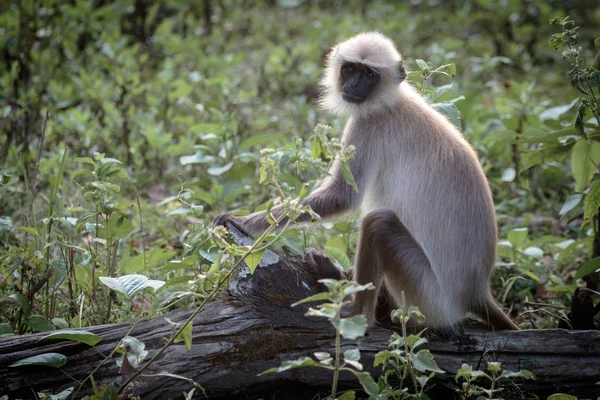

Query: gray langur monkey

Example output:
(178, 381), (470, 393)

(214, 32), (518, 331)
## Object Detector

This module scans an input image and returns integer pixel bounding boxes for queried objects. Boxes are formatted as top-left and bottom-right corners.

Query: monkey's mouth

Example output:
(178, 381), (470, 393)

(342, 92), (366, 104)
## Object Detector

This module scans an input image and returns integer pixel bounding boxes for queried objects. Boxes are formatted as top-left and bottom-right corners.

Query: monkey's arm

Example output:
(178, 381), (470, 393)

(213, 157), (364, 235)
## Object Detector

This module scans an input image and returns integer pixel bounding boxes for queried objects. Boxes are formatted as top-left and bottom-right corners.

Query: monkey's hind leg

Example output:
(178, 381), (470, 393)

(352, 208), (444, 328)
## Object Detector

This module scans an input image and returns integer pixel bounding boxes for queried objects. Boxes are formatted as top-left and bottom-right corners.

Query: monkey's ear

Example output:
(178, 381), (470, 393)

(397, 61), (407, 83)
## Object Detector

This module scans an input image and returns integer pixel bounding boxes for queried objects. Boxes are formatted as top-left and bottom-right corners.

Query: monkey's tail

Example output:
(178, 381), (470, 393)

(474, 292), (519, 331)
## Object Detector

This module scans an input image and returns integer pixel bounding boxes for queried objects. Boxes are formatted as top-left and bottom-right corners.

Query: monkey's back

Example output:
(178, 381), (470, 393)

(350, 86), (498, 318)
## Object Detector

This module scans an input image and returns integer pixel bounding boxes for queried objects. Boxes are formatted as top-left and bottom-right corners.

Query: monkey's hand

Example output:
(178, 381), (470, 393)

(212, 213), (241, 229)
(211, 213), (254, 237)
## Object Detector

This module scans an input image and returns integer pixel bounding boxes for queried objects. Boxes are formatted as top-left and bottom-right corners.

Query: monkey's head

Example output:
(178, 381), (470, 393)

(320, 32), (407, 117)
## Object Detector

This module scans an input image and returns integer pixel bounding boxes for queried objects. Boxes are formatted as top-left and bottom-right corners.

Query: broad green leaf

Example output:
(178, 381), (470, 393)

(559, 193), (583, 216)
(338, 391), (356, 400)
(343, 348), (361, 361)
(575, 257), (600, 279)
(352, 371), (381, 398)
(9, 293), (31, 317)
(37, 387), (73, 400)
(412, 349), (445, 373)
(259, 357), (320, 375)
(99, 274), (165, 297)
(39, 330), (102, 346)
(174, 322), (193, 351)
(501, 168), (516, 182)
(507, 228), (528, 248)
(341, 163), (359, 193)
(0, 322), (13, 335)
(119, 249), (177, 274)
(9, 353), (67, 368)
(324, 245), (351, 270)
(25, 315), (55, 332)
(522, 247), (544, 259)
(583, 180), (600, 221)
(432, 102), (461, 130)
(17, 226), (40, 237)
(305, 305), (337, 319)
(333, 315), (367, 340)
(51, 318), (69, 329)
(116, 336), (148, 369)
(502, 369), (534, 379)
(571, 140), (600, 191)
(547, 394), (578, 400)
(292, 292), (333, 306)
(240, 134), (286, 150)
(539, 98), (579, 121)
(207, 162), (234, 176)
(244, 248), (265, 274)
(433, 63), (456, 77)
(0, 216), (13, 233)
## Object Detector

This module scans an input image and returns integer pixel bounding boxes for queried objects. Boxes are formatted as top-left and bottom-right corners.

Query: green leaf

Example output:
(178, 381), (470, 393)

(240, 134), (286, 150)
(324, 245), (351, 270)
(501, 168), (516, 182)
(571, 140), (600, 192)
(0, 322), (13, 335)
(9, 293), (31, 317)
(74, 157), (96, 166)
(338, 391), (356, 400)
(16, 226), (40, 237)
(116, 336), (148, 369)
(433, 63), (456, 77)
(25, 315), (55, 332)
(37, 387), (74, 400)
(174, 322), (193, 351)
(119, 249), (177, 274)
(259, 357), (320, 375)
(352, 371), (381, 398)
(99, 274), (165, 297)
(559, 193), (583, 216)
(333, 315), (367, 340)
(341, 163), (359, 193)
(207, 162), (234, 176)
(51, 318), (69, 329)
(431, 102), (461, 130)
(416, 59), (428, 69)
(547, 394), (578, 400)
(522, 247), (544, 259)
(244, 248), (265, 274)
(584, 180), (600, 221)
(344, 348), (361, 361)
(39, 330), (102, 346)
(575, 257), (600, 279)
(502, 369), (534, 379)
(9, 353), (67, 368)
(412, 349), (445, 373)
(292, 292), (333, 306)
(0, 216), (13, 233)
(507, 228), (528, 248)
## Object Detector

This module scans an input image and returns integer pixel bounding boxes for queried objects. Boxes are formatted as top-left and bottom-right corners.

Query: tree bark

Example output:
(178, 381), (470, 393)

(1, 225), (600, 399)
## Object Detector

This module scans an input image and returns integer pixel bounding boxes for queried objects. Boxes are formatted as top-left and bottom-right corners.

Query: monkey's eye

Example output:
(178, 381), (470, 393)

(366, 70), (376, 80)
(343, 65), (354, 73)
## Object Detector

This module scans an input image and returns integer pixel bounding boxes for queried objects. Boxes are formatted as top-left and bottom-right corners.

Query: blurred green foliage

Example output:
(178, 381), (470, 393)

(1, 0), (600, 337)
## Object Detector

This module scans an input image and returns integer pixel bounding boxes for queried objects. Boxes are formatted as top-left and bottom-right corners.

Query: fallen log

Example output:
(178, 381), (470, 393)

(1, 225), (600, 399)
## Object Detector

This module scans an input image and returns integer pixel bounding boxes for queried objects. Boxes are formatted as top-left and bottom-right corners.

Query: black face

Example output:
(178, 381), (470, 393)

(340, 62), (380, 104)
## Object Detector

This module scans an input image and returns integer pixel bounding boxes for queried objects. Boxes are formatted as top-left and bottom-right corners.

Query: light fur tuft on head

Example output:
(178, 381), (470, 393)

(319, 32), (406, 117)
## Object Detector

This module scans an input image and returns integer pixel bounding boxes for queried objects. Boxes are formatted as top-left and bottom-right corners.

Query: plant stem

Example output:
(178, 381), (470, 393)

(401, 292), (419, 396)
(331, 327), (341, 399)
